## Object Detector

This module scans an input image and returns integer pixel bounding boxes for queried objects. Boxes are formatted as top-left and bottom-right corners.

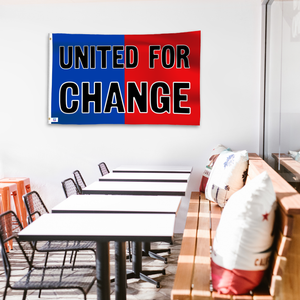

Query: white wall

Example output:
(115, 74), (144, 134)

(0, 0), (262, 232)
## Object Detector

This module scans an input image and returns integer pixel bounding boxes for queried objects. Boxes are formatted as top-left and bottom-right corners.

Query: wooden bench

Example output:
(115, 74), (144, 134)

(172, 153), (300, 300)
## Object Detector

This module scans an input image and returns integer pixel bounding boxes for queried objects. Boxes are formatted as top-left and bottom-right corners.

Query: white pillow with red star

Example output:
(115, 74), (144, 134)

(205, 150), (249, 207)
(211, 171), (277, 295)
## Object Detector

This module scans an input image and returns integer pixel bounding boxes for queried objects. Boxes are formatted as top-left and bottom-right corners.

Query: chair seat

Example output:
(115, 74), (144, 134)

(13, 266), (96, 293)
(38, 240), (96, 252)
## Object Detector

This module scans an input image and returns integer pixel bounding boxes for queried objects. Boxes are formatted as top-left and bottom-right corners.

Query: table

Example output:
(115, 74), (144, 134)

(272, 153), (300, 191)
(82, 181), (187, 196)
(98, 172), (190, 182)
(113, 165), (192, 173)
(82, 179), (187, 263)
(51, 194), (182, 214)
(272, 153), (300, 178)
(51, 194), (181, 286)
(18, 213), (175, 300)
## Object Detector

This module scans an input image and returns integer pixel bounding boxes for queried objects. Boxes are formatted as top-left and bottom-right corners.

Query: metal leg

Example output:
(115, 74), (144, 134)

(127, 241), (131, 262)
(96, 242), (110, 300)
(142, 242), (170, 264)
(131, 241), (165, 288)
(22, 290), (27, 300)
(114, 241), (127, 300)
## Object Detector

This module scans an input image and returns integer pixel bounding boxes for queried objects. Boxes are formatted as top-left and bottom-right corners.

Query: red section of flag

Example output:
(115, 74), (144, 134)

(124, 31), (200, 125)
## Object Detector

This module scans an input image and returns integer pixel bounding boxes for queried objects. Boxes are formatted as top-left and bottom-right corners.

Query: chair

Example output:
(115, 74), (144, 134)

(0, 177), (31, 228)
(0, 210), (96, 300)
(23, 191), (96, 269)
(98, 162), (109, 176)
(61, 177), (81, 197)
(73, 170), (86, 194)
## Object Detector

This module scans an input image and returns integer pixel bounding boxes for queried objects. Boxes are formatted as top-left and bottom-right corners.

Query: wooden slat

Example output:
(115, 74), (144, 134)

(192, 198), (211, 300)
(271, 252), (287, 276)
(269, 275), (282, 297)
(278, 214), (300, 300)
(172, 192), (200, 300)
(277, 206), (293, 237)
(210, 201), (222, 242)
(212, 291), (231, 299)
(275, 231), (292, 256)
(232, 295), (253, 300)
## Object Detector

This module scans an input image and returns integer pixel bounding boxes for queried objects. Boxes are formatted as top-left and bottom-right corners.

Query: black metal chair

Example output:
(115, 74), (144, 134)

(23, 191), (96, 268)
(0, 210), (96, 300)
(98, 162), (109, 176)
(73, 170), (86, 194)
(61, 177), (81, 197)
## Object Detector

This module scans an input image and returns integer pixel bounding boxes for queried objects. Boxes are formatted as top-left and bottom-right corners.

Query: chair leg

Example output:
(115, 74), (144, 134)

(3, 283), (9, 300)
(72, 250), (78, 270)
(39, 252), (49, 298)
(69, 250), (74, 263)
(22, 290), (27, 300)
(44, 252), (49, 267)
(62, 251), (68, 266)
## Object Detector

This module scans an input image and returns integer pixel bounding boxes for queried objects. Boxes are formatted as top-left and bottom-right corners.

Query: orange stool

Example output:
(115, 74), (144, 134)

(0, 177), (31, 228)
(0, 182), (19, 251)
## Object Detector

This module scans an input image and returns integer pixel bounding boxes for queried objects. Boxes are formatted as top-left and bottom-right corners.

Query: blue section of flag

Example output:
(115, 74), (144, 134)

(50, 33), (125, 124)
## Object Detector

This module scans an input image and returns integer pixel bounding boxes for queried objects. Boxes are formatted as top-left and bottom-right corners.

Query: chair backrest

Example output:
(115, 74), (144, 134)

(0, 211), (34, 280)
(73, 170), (86, 193)
(61, 177), (81, 198)
(98, 162), (109, 176)
(23, 191), (49, 224)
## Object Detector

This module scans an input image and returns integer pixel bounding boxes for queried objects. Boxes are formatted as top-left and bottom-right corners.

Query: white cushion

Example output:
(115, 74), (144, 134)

(205, 150), (249, 207)
(199, 144), (229, 192)
(211, 171), (277, 294)
(289, 150), (300, 162)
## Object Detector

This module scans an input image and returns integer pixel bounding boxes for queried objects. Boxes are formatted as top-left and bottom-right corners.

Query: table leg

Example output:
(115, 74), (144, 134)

(132, 241), (142, 275)
(132, 241), (165, 288)
(96, 242), (110, 300)
(114, 241), (127, 300)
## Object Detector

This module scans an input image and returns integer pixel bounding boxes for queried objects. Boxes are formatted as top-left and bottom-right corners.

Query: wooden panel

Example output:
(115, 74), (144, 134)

(192, 198), (211, 300)
(277, 206), (293, 237)
(172, 192), (200, 300)
(278, 214), (300, 300)
(212, 292), (231, 299)
(271, 253), (287, 277)
(232, 295), (253, 300)
(275, 231), (292, 256)
(269, 275), (282, 297)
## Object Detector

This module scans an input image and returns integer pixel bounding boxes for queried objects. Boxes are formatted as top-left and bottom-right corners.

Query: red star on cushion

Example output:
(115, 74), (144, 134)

(262, 212), (269, 221)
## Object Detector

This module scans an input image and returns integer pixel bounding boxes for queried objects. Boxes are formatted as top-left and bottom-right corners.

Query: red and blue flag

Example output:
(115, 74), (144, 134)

(49, 31), (201, 125)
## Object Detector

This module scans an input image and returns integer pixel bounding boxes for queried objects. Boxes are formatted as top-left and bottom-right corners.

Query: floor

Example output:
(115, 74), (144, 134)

(0, 234), (182, 300)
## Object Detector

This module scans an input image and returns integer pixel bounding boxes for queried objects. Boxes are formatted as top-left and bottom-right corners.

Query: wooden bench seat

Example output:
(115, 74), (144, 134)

(172, 153), (300, 300)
